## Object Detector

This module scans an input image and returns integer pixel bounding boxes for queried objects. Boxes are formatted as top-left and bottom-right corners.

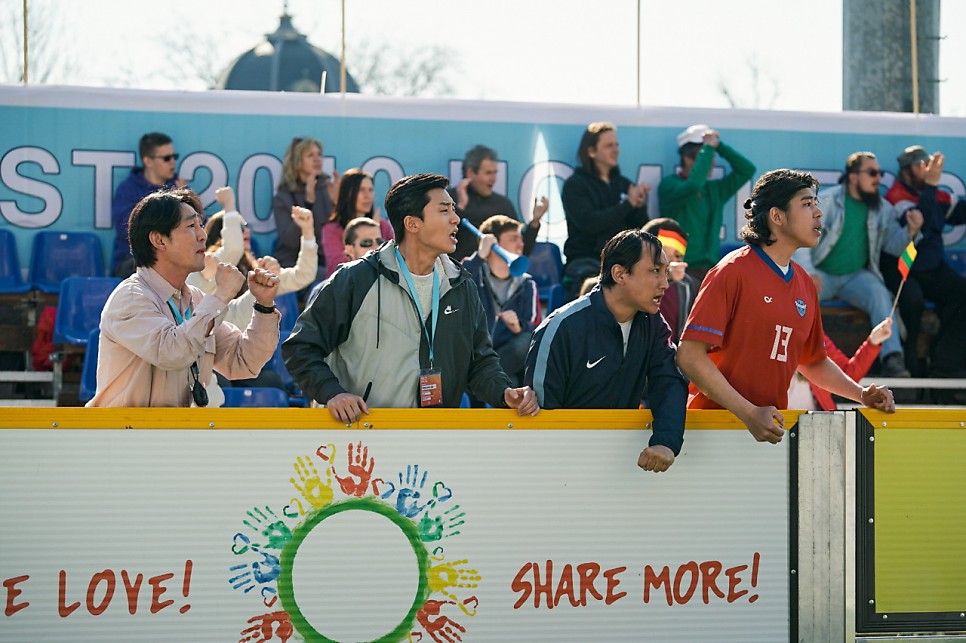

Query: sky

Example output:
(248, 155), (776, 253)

(3, 0), (966, 116)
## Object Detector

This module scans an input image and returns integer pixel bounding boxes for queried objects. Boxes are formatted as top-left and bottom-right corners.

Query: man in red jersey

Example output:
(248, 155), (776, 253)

(676, 169), (896, 444)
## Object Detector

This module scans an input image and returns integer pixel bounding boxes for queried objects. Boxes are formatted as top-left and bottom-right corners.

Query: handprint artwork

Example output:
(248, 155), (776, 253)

(228, 441), (480, 642)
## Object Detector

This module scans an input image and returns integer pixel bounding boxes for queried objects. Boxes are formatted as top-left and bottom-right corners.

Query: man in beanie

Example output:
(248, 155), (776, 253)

(881, 146), (966, 381)
(657, 125), (756, 281)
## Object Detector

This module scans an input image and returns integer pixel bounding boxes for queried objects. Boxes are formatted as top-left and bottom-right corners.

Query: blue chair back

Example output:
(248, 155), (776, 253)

(546, 284), (565, 315)
(53, 277), (121, 346)
(947, 250), (966, 277)
(0, 229), (31, 294)
(276, 291), (300, 339)
(528, 242), (564, 301)
(79, 328), (100, 403)
(29, 231), (105, 293)
(222, 387), (289, 408)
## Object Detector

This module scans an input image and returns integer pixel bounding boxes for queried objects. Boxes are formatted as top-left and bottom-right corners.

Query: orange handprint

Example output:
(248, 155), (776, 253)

(239, 610), (294, 642)
(416, 599), (466, 643)
(333, 441), (375, 497)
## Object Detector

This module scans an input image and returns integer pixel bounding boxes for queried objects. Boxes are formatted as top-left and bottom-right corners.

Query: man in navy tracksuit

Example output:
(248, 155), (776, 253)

(525, 229), (687, 472)
(462, 215), (541, 388)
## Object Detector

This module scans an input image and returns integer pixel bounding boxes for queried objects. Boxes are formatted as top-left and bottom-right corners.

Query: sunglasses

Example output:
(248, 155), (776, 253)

(357, 238), (384, 248)
(854, 168), (884, 177)
(149, 153), (180, 162)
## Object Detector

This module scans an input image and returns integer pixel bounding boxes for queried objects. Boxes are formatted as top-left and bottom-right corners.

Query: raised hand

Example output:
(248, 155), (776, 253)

(247, 267), (280, 308)
(239, 610), (294, 643)
(241, 506), (293, 550)
(216, 186), (236, 211)
(905, 208), (924, 237)
(869, 318), (893, 346)
(291, 206), (315, 240)
(417, 504), (465, 542)
(455, 178), (471, 211)
(531, 196), (549, 223)
(333, 441), (376, 497)
(290, 455), (334, 509)
(257, 256), (282, 276)
(214, 261), (246, 303)
(924, 151), (944, 186)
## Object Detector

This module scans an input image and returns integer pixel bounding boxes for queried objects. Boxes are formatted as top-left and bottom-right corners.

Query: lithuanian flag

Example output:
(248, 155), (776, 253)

(897, 241), (917, 280)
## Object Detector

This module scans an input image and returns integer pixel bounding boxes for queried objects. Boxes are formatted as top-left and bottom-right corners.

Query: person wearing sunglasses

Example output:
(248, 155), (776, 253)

(321, 168), (395, 278)
(806, 151), (923, 378)
(881, 146), (966, 386)
(111, 131), (184, 278)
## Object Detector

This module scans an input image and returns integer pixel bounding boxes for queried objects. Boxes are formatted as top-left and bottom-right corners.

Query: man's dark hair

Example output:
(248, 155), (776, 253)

(678, 142), (702, 162)
(479, 214), (522, 240)
(343, 217), (379, 245)
(138, 132), (173, 162)
(642, 217), (688, 240)
(385, 173), (450, 242)
(462, 145), (498, 176)
(599, 228), (663, 288)
(128, 188), (202, 268)
(576, 122), (616, 174)
(740, 169), (818, 247)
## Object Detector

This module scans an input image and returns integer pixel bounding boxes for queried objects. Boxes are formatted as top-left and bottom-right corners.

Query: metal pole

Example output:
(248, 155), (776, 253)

(910, 0), (919, 113)
(22, 0), (28, 84)
(340, 0), (346, 94)
(636, 0), (641, 107)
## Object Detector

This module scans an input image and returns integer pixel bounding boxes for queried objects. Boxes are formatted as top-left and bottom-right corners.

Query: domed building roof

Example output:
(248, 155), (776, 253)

(216, 12), (359, 93)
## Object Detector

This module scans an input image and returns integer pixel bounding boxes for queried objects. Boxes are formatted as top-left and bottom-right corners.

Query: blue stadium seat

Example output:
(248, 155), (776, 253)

(222, 387), (290, 408)
(946, 250), (966, 277)
(546, 283), (565, 314)
(0, 229), (31, 295)
(265, 343), (306, 406)
(53, 277), (121, 346)
(29, 231), (105, 293)
(528, 241), (564, 301)
(79, 328), (100, 403)
(275, 291), (300, 339)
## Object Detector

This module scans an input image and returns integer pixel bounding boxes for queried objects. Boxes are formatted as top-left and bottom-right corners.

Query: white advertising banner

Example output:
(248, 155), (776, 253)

(0, 426), (788, 642)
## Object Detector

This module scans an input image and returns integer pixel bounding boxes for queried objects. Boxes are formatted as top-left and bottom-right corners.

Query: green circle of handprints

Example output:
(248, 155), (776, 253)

(278, 497), (430, 643)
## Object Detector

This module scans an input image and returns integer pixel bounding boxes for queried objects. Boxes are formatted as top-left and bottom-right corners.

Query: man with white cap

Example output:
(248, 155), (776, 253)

(658, 125), (756, 281)
(881, 145), (966, 382)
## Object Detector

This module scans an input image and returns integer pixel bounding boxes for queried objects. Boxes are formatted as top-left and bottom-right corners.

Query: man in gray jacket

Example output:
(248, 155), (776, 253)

(809, 152), (922, 377)
(283, 173), (539, 423)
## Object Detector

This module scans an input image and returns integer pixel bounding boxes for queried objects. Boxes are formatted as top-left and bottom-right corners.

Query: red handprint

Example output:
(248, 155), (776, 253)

(239, 611), (294, 642)
(333, 441), (375, 497)
(416, 600), (466, 643)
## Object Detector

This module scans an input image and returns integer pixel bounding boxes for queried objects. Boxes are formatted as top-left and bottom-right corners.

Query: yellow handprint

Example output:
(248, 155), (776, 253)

(428, 559), (481, 603)
(289, 455), (334, 509)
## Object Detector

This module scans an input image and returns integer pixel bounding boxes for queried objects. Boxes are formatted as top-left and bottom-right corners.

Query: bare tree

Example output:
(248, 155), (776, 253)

(158, 31), (226, 90)
(347, 40), (458, 97)
(718, 54), (780, 109)
(0, 0), (77, 83)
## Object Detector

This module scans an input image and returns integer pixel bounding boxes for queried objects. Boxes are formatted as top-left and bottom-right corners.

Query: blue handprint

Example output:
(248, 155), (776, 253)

(394, 464), (431, 518)
(229, 547), (281, 594)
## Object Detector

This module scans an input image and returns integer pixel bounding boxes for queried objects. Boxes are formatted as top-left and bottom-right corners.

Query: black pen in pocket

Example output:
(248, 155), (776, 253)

(363, 381), (372, 403)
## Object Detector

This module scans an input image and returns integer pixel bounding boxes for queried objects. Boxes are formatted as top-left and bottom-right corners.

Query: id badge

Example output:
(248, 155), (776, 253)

(419, 367), (443, 408)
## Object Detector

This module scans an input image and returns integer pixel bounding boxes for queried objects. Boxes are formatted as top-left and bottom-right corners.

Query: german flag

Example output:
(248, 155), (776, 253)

(897, 241), (917, 280)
